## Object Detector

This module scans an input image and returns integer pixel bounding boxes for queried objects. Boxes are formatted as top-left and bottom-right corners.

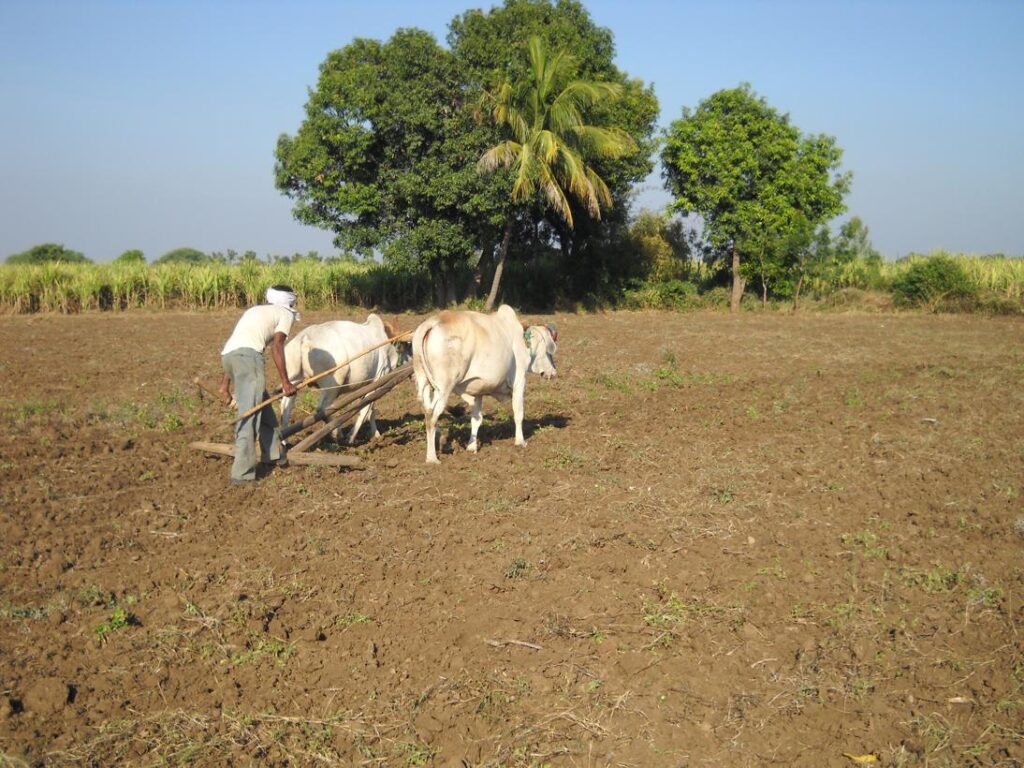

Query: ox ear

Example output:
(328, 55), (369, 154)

(520, 320), (530, 332)
(546, 322), (558, 342)
(383, 320), (396, 338)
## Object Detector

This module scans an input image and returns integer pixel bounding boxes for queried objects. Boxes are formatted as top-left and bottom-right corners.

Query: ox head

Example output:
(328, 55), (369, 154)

(383, 318), (412, 367)
(524, 323), (558, 380)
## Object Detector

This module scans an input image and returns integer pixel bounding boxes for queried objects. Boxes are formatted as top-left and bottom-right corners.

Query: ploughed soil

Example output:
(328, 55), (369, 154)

(1, 309), (1022, 767)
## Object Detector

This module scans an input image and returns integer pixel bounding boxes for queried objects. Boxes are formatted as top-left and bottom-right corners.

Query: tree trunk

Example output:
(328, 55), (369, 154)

(793, 273), (804, 312)
(433, 275), (446, 308)
(730, 246), (746, 313)
(445, 275), (456, 307)
(484, 219), (513, 311)
(471, 236), (493, 299)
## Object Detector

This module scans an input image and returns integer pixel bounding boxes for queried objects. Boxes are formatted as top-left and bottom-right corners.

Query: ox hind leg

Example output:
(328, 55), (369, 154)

(422, 384), (451, 464)
(512, 372), (527, 448)
(347, 402), (381, 444)
(464, 395), (483, 453)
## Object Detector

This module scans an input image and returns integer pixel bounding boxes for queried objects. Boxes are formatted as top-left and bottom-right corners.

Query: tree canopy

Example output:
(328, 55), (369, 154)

(476, 35), (635, 307)
(275, 28), (502, 305)
(6, 243), (90, 265)
(451, 0), (658, 299)
(662, 84), (849, 311)
(275, 0), (658, 305)
(114, 249), (146, 265)
(154, 247), (210, 265)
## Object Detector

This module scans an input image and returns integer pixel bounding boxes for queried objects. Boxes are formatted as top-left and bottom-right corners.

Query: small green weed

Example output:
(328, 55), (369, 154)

(95, 607), (131, 643)
(757, 557), (787, 579)
(903, 565), (965, 594)
(712, 486), (734, 504)
(399, 741), (435, 767)
(15, 399), (64, 421)
(230, 637), (294, 666)
(543, 446), (588, 470)
(160, 413), (183, 432)
(642, 585), (725, 628)
(841, 529), (888, 558)
(966, 584), (1003, 609)
(505, 558), (531, 580)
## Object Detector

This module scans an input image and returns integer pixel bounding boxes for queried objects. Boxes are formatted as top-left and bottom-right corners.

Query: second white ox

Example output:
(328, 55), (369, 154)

(280, 314), (402, 443)
(412, 304), (557, 464)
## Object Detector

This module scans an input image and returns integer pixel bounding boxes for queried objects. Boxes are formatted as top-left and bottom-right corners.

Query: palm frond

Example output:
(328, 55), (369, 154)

(553, 80), (623, 113)
(585, 166), (614, 210)
(478, 141), (522, 172)
(537, 162), (574, 227)
(555, 147), (600, 218)
(511, 144), (537, 202)
(477, 34), (628, 230)
(533, 130), (560, 165)
(569, 125), (636, 158)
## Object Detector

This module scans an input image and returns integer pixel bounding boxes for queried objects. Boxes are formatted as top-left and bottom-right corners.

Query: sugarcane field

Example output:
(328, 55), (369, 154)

(1, 308), (1022, 767)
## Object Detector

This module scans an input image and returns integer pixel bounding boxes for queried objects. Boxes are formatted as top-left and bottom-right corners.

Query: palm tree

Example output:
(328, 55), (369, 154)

(477, 36), (635, 309)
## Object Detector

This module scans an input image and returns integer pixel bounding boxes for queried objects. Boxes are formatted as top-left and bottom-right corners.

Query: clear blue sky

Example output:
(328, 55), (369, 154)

(1, 0), (1021, 262)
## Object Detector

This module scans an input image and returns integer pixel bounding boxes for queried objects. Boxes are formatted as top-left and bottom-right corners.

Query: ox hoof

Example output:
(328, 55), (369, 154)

(466, 442), (478, 453)
(515, 440), (528, 448)
(426, 457), (441, 465)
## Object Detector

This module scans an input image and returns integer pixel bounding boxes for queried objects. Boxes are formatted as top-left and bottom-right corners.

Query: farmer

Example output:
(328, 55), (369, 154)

(218, 285), (300, 485)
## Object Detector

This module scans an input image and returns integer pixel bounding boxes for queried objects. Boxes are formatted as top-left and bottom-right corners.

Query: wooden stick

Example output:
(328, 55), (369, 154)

(232, 331), (412, 424)
(193, 376), (225, 403)
(189, 441), (361, 468)
(280, 365), (413, 439)
(289, 367), (412, 452)
(485, 638), (543, 651)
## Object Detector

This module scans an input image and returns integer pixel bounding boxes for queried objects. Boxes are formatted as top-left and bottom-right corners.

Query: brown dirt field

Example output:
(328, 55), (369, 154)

(1, 309), (1022, 767)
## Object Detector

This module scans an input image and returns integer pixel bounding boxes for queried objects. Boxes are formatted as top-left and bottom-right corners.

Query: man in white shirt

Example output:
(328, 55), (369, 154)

(219, 285), (300, 485)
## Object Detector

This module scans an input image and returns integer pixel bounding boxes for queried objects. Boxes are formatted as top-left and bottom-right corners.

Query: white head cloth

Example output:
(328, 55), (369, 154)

(265, 287), (299, 319)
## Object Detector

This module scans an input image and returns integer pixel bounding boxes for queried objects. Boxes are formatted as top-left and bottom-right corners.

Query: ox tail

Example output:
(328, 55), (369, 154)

(412, 316), (443, 412)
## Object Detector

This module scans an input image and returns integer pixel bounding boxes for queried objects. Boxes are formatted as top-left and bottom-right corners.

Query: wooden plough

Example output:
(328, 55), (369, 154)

(190, 332), (413, 469)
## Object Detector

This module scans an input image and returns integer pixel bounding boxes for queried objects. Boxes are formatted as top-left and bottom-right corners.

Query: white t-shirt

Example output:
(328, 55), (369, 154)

(221, 304), (296, 355)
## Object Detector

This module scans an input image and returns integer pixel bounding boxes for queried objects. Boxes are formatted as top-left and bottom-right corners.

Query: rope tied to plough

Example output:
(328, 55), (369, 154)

(231, 330), (413, 424)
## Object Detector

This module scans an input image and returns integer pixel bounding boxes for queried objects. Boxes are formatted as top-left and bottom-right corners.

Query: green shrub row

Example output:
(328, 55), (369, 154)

(0, 252), (1020, 314)
(0, 260), (433, 313)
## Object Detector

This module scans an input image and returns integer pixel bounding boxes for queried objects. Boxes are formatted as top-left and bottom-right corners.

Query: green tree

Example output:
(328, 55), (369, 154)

(477, 35), (635, 308)
(451, 0), (658, 302)
(834, 216), (881, 265)
(622, 210), (693, 283)
(892, 254), (976, 309)
(114, 249), (145, 265)
(6, 243), (90, 264)
(154, 247), (210, 265)
(662, 84), (850, 312)
(275, 1), (656, 308)
(275, 29), (504, 306)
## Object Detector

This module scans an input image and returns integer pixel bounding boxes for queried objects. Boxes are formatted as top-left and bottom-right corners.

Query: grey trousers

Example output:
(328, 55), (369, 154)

(222, 348), (283, 481)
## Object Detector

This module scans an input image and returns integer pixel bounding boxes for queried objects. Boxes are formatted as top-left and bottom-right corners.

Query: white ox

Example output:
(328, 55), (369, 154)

(280, 314), (402, 443)
(412, 304), (557, 464)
